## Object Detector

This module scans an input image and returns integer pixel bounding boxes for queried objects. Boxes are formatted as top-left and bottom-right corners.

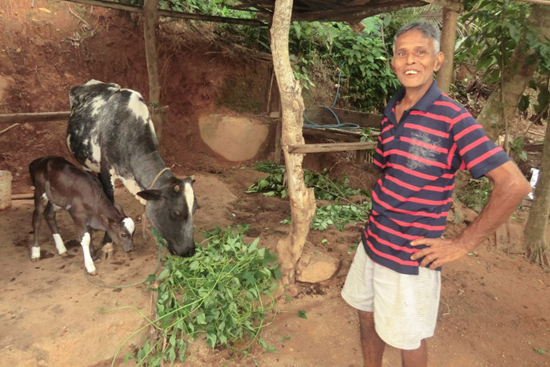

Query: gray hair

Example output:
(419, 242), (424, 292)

(392, 21), (441, 54)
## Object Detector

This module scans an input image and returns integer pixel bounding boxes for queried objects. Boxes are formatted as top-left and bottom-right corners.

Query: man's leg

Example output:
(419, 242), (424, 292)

(358, 310), (385, 367)
(401, 339), (427, 367)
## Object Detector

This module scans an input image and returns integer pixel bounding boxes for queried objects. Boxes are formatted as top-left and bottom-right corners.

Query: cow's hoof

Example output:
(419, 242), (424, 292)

(59, 251), (67, 257)
(31, 257), (40, 262)
(87, 270), (98, 276)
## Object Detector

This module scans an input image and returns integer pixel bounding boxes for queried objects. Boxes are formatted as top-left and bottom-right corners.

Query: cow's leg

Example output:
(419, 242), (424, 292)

(98, 166), (115, 260)
(74, 222), (97, 275)
(43, 202), (67, 256)
(31, 193), (47, 261)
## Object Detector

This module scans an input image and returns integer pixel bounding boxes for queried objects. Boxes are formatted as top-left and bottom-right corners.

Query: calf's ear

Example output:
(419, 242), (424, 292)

(137, 189), (163, 201)
(114, 202), (126, 216)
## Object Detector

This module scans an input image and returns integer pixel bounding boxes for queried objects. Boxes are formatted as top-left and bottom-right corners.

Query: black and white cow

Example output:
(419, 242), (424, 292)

(30, 156), (135, 275)
(66, 80), (197, 257)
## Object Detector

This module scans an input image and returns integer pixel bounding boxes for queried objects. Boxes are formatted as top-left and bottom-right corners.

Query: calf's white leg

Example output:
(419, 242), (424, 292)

(80, 232), (97, 275)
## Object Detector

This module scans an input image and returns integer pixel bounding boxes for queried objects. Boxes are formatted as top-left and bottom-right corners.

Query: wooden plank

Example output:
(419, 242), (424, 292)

(288, 141), (376, 154)
(63, 0), (267, 26)
(0, 112), (70, 124)
(12, 194), (34, 200)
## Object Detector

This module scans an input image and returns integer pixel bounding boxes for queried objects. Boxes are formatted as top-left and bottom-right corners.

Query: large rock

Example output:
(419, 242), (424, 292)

(296, 242), (340, 283)
(198, 113), (269, 162)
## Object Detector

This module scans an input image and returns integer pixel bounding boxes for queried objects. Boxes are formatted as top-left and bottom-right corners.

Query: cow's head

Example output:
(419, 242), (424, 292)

(137, 176), (197, 257)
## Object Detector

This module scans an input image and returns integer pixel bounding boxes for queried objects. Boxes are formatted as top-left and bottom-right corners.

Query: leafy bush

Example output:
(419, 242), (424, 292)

(457, 177), (492, 213)
(134, 225), (280, 365)
(289, 18), (400, 112)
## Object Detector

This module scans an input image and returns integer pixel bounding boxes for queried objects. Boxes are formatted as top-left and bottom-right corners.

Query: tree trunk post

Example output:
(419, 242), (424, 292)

(524, 113), (550, 266)
(143, 0), (164, 145)
(436, 7), (458, 94)
(270, 0), (316, 286)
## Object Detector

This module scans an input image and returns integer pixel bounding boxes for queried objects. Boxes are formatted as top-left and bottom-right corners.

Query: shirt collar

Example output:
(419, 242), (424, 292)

(384, 80), (442, 116)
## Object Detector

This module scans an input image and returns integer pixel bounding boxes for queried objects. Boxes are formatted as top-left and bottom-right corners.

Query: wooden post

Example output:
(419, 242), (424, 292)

(436, 7), (458, 94)
(270, 0), (316, 287)
(143, 0), (164, 144)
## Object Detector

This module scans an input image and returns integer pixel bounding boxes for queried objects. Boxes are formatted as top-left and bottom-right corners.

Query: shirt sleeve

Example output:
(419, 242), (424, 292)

(450, 111), (510, 179)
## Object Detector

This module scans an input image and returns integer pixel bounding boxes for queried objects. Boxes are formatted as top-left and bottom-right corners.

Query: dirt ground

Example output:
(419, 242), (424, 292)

(1, 1), (550, 367)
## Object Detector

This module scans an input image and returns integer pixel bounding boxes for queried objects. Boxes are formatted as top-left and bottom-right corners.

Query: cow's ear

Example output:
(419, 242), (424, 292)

(137, 189), (162, 201)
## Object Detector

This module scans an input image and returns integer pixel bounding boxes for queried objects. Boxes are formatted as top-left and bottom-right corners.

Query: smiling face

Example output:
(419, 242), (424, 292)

(391, 29), (444, 94)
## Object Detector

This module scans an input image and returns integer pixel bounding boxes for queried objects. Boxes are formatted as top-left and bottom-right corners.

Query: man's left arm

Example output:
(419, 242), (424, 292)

(410, 160), (531, 269)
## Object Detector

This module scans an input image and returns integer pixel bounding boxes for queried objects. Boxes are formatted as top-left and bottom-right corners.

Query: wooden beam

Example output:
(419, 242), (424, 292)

(0, 112), (70, 124)
(512, 0), (550, 5)
(293, 1), (426, 22)
(288, 141), (377, 154)
(63, 0), (141, 13)
(421, 0), (463, 12)
(156, 9), (267, 26)
(62, 0), (267, 26)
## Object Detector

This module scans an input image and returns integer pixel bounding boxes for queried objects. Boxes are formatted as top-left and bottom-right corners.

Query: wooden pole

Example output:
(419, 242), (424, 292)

(270, 0), (316, 287)
(62, 0), (266, 26)
(0, 112), (70, 124)
(143, 0), (164, 145)
(436, 7), (458, 94)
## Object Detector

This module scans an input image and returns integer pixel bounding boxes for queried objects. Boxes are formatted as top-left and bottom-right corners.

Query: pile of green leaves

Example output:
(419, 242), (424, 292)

(135, 225), (280, 365)
(247, 162), (368, 201)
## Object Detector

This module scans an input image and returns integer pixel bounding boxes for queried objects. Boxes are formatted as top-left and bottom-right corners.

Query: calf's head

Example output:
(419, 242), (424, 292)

(103, 203), (135, 253)
(137, 176), (197, 257)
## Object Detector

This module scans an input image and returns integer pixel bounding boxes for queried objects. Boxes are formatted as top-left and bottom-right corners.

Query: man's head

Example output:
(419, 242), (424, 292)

(391, 22), (444, 92)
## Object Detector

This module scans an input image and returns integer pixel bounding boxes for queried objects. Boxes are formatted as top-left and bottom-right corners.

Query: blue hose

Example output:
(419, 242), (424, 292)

(303, 67), (360, 130)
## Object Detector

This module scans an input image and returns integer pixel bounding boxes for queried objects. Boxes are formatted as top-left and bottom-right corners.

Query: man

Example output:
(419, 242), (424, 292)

(341, 21), (531, 367)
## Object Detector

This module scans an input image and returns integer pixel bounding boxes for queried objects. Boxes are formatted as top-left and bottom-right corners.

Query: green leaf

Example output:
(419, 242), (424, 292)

(298, 310), (308, 319)
(144, 274), (156, 283)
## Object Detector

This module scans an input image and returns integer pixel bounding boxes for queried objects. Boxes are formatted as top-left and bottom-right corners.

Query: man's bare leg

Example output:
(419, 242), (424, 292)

(358, 310), (385, 367)
(402, 339), (427, 367)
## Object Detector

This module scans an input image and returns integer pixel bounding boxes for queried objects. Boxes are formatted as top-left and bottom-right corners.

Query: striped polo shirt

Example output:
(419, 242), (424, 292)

(363, 81), (510, 275)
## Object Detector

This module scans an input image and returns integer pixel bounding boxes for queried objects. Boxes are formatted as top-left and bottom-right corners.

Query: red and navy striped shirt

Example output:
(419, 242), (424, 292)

(363, 81), (510, 275)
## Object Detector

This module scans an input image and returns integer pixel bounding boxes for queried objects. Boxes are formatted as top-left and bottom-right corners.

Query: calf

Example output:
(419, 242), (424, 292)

(67, 80), (197, 257)
(29, 156), (135, 275)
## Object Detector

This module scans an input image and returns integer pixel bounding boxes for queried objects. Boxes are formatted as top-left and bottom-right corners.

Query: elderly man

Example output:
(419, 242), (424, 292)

(341, 21), (531, 367)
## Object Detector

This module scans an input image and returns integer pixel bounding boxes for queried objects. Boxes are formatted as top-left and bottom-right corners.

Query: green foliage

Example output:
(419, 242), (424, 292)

(136, 225), (280, 365)
(457, 0), (550, 120)
(281, 202), (371, 231)
(457, 1), (531, 83)
(508, 136), (528, 163)
(246, 162), (369, 201)
(457, 177), (492, 213)
(289, 18), (400, 111)
(311, 202), (371, 231)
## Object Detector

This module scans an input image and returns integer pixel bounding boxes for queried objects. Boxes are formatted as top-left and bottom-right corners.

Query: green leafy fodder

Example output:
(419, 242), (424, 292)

(247, 162), (368, 201)
(311, 202), (372, 231)
(137, 225), (280, 365)
(281, 202), (371, 231)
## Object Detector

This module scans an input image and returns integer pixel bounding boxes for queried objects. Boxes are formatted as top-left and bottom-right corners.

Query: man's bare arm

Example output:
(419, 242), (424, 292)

(410, 160), (531, 269)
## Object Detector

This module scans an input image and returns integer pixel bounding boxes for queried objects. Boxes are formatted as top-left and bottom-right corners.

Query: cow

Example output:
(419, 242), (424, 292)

(30, 156), (135, 275)
(66, 80), (197, 258)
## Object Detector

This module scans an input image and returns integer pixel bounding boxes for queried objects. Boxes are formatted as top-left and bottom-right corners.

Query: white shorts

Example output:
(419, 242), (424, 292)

(341, 244), (441, 350)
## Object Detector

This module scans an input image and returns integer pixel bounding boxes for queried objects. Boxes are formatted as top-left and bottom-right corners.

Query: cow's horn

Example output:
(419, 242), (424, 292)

(174, 185), (180, 192)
